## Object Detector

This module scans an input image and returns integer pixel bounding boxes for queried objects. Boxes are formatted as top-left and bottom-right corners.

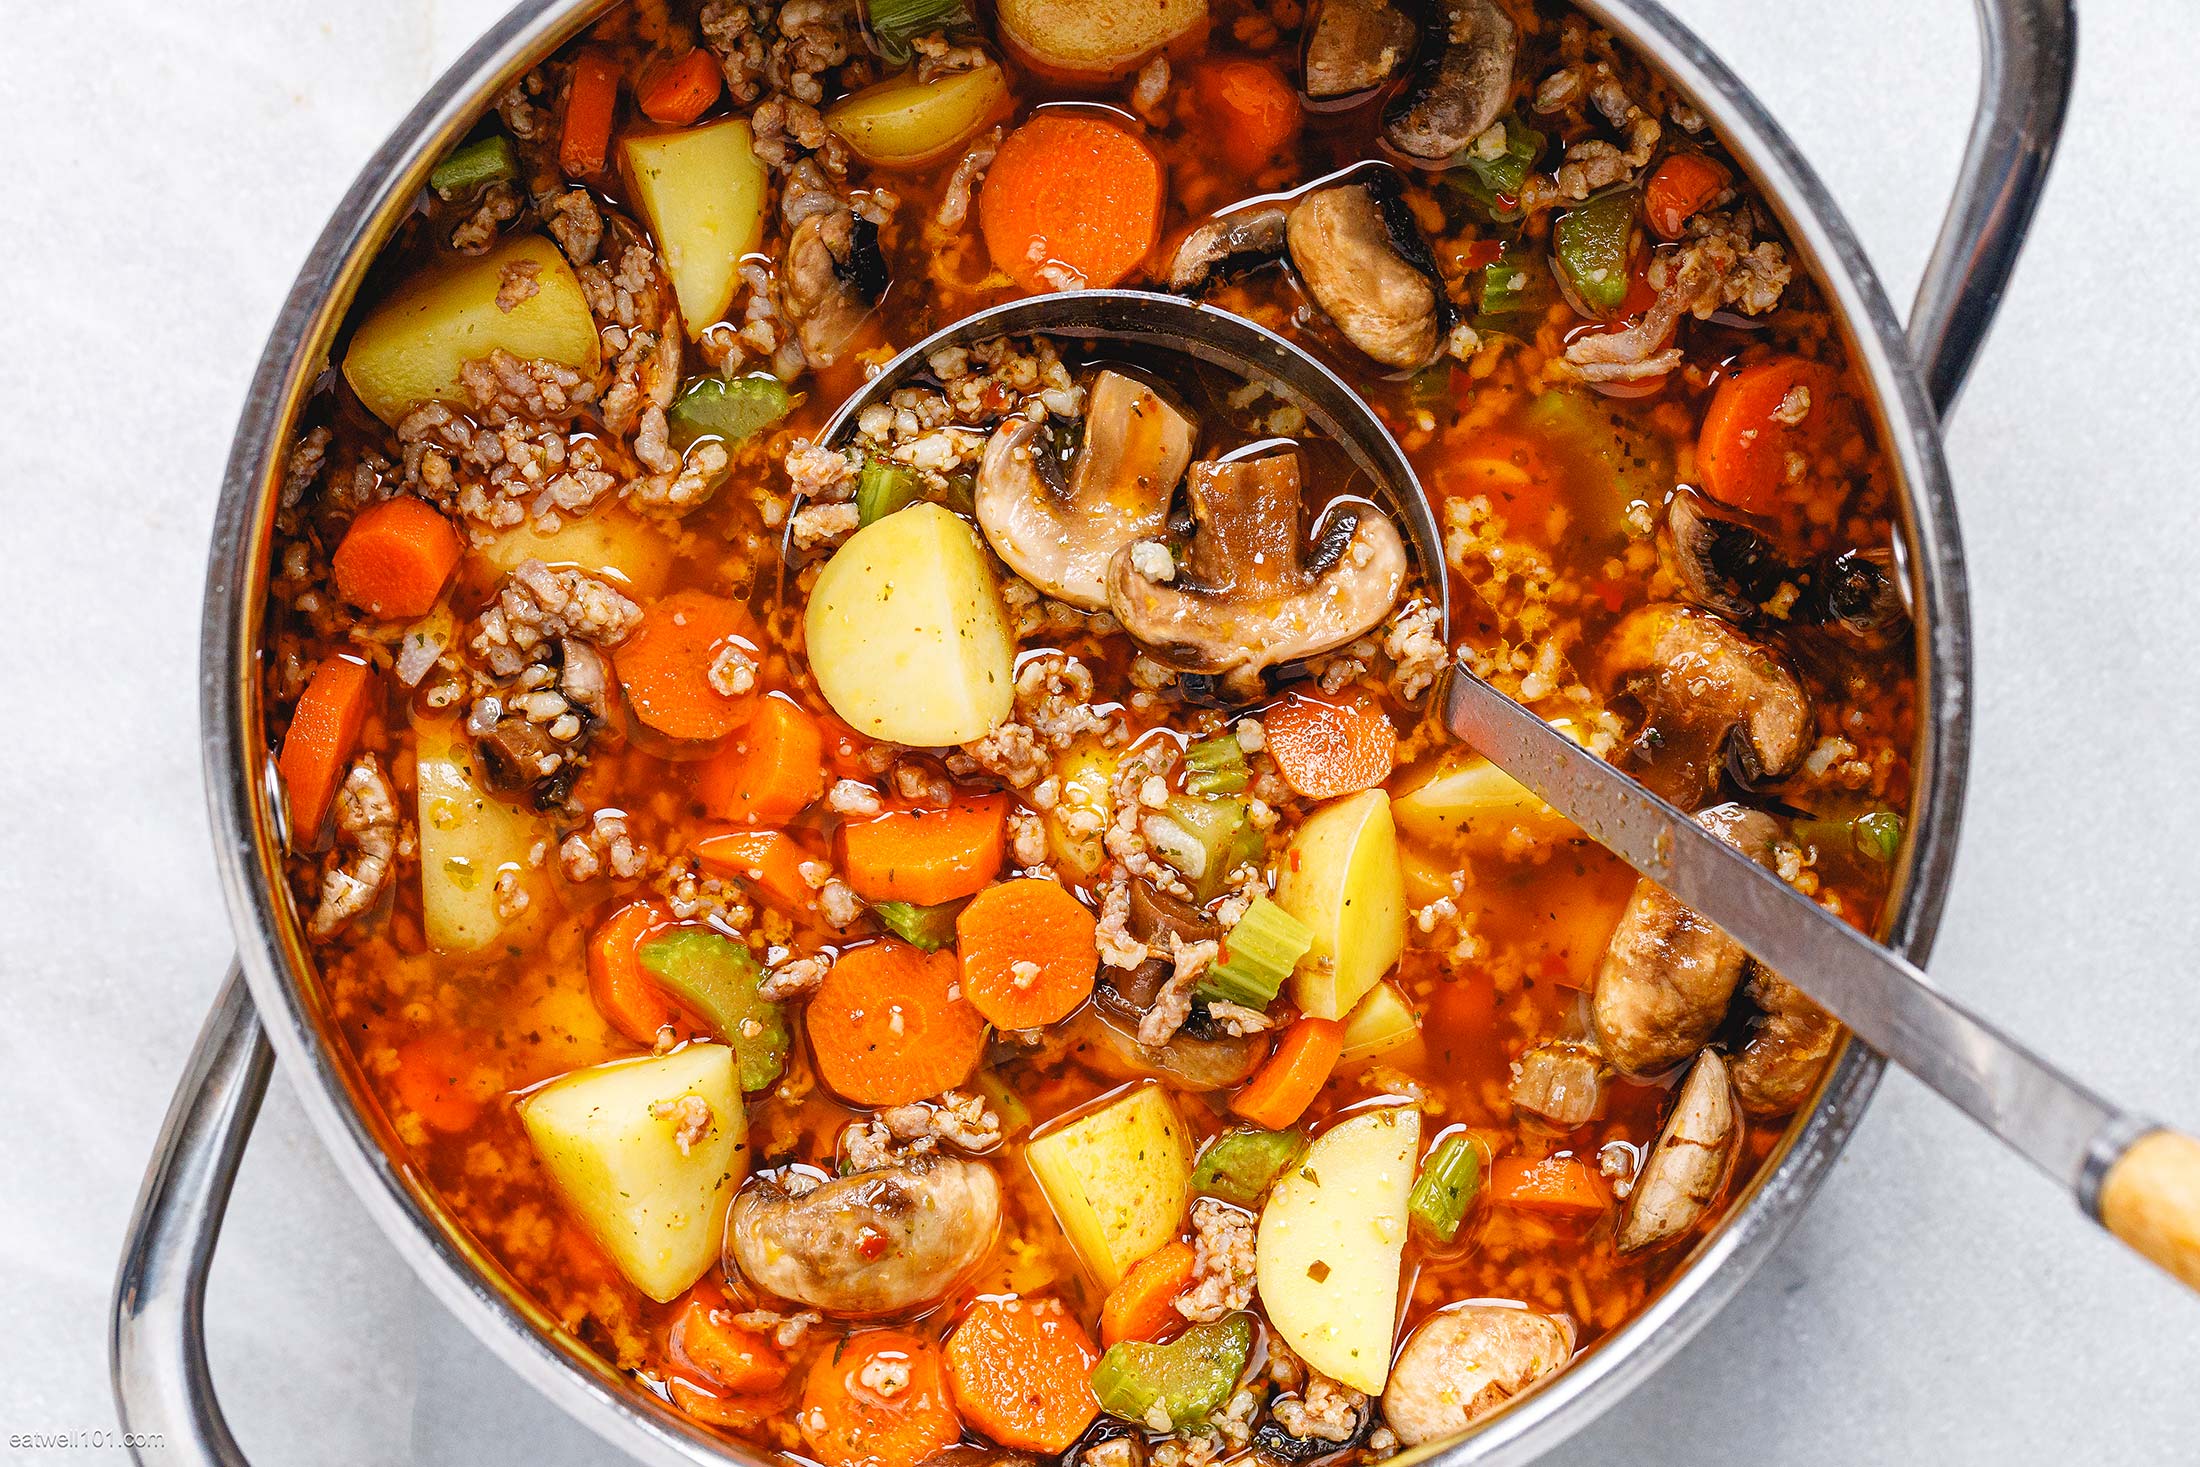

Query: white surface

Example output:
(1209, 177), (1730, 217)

(3, 1), (2196, 1463)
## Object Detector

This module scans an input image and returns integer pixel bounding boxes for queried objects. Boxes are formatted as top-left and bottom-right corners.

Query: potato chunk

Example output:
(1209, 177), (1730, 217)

(1256, 1106), (1420, 1393)
(1276, 789), (1406, 1019)
(826, 62), (1013, 168)
(342, 234), (599, 425)
(804, 503), (1016, 746)
(519, 1044), (749, 1302)
(622, 118), (768, 337)
(996, 0), (1209, 80)
(1026, 1081), (1193, 1290)
(415, 722), (550, 953)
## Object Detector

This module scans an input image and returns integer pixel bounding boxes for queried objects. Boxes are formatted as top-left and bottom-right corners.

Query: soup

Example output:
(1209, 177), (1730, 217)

(263, 0), (1916, 1460)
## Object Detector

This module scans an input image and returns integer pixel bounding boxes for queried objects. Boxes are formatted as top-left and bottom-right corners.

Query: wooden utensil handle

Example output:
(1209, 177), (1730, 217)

(2097, 1129), (2200, 1291)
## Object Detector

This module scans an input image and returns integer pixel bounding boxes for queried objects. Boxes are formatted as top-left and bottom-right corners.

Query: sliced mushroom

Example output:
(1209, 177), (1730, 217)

(1615, 1047), (1740, 1253)
(1590, 803), (1783, 1077)
(975, 370), (1195, 610)
(476, 716), (560, 793)
(1383, 0), (1517, 162)
(1381, 1305), (1576, 1446)
(782, 173), (889, 369)
(1168, 207), (1289, 295)
(1100, 878), (1220, 1015)
(1600, 602), (1811, 805)
(1508, 1040), (1604, 1128)
(1285, 173), (1447, 369)
(727, 1155), (999, 1317)
(1732, 966), (1841, 1116)
(1302, 0), (1418, 100)
(1106, 451), (1407, 699)
(1799, 547), (1909, 639)
(1060, 1005), (1267, 1092)
(1667, 492), (1912, 642)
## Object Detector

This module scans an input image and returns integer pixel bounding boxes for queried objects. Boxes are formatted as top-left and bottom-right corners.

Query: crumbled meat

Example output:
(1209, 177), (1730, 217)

(1014, 654), (1111, 749)
(1007, 806), (1048, 867)
(856, 1353), (910, 1397)
(707, 641), (759, 697)
(856, 1089), (1007, 1165)
(310, 754), (399, 934)
(1095, 872), (1150, 970)
(730, 1307), (821, 1350)
(1383, 599), (1448, 702)
(540, 188), (603, 265)
(559, 809), (650, 883)
(1137, 933), (1217, 1047)
(934, 126), (1002, 231)
(1272, 1372), (1366, 1443)
(1205, 1001), (1275, 1036)
(451, 181), (521, 255)
(789, 499), (861, 550)
(460, 350), (591, 426)
(1131, 54), (1173, 124)
(827, 779), (883, 816)
(818, 878), (865, 928)
(651, 1094), (716, 1155)
(469, 560), (641, 678)
(759, 952), (831, 1002)
(494, 257), (541, 312)
(1177, 1197), (1258, 1322)
(961, 721), (1049, 789)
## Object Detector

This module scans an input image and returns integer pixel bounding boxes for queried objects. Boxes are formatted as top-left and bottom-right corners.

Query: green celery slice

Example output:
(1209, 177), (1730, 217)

(636, 929), (788, 1091)
(863, 0), (973, 65)
(666, 374), (797, 452)
(1182, 734), (1249, 796)
(429, 134), (518, 197)
(1191, 1128), (1308, 1207)
(1197, 897), (1313, 1011)
(1090, 1314), (1254, 1431)
(872, 898), (962, 952)
(1553, 189), (1639, 313)
(855, 457), (921, 525)
(1408, 1132), (1483, 1242)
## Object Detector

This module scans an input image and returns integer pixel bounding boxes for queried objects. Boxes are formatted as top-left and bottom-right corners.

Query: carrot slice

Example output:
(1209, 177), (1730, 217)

(560, 47), (621, 177)
(1489, 1154), (1611, 1215)
(277, 656), (376, 840)
(1644, 152), (1732, 239)
(944, 1295), (1102, 1453)
(955, 878), (1098, 1029)
(1192, 59), (1301, 175)
(694, 827), (821, 917)
(637, 47), (723, 126)
(1260, 694), (1398, 800)
(1231, 1016), (1344, 1130)
(1100, 1240), (1197, 1346)
(587, 897), (683, 1044)
(840, 794), (1007, 905)
(1695, 355), (1842, 516)
(671, 1283), (790, 1395)
(331, 497), (462, 620)
(695, 696), (824, 824)
(980, 114), (1164, 293)
(614, 589), (763, 741)
(800, 1330), (962, 1467)
(390, 1031), (489, 1133)
(807, 940), (987, 1106)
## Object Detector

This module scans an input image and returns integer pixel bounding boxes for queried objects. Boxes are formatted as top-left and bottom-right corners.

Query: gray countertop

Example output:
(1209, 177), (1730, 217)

(5, 0), (2196, 1461)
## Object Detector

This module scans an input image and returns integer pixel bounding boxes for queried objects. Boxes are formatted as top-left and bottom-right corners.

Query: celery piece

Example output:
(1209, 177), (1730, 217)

(1090, 1315), (1255, 1432)
(863, 0), (973, 65)
(1520, 389), (1673, 531)
(1444, 118), (1546, 221)
(636, 929), (788, 1090)
(429, 134), (518, 198)
(1408, 1132), (1483, 1242)
(1150, 795), (1263, 901)
(1854, 809), (1904, 864)
(666, 374), (796, 452)
(1553, 189), (1638, 313)
(1191, 1127), (1307, 1207)
(873, 898), (962, 951)
(1477, 244), (1552, 329)
(855, 457), (921, 526)
(1197, 897), (1314, 1011)
(1182, 734), (1249, 796)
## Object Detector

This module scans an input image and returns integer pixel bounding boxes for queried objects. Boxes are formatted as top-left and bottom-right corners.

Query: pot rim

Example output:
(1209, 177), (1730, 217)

(195, 3), (1975, 1464)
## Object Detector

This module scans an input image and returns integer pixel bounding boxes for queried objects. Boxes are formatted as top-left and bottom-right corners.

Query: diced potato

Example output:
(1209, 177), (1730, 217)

(1340, 982), (1426, 1068)
(826, 62), (1013, 168)
(804, 503), (1016, 746)
(1048, 737), (1119, 877)
(519, 1045), (749, 1302)
(1256, 1106), (1421, 1393)
(1397, 841), (1462, 909)
(473, 507), (676, 598)
(342, 234), (599, 426)
(1277, 789), (1406, 1020)
(996, 0), (1209, 80)
(1026, 1081), (1193, 1290)
(415, 722), (550, 953)
(1392, 723), (1589, 854)
(622, 118), (769, 337)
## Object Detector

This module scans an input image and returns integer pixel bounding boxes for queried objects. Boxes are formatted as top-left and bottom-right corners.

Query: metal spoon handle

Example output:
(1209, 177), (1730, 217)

(1441, 666), (2200, 1291)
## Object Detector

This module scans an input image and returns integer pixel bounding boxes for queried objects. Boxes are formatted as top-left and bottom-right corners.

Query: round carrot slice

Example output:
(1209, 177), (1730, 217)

(980, 114), (1164, 292)
(807, 940), (988, 1106)
(956, 879), (1098, 1029)
(1695, 356), (1842, 515)
(944, 1296), (1102, 1453)
(613, 589), (762, 741)
(799, 1330), (962, 1467)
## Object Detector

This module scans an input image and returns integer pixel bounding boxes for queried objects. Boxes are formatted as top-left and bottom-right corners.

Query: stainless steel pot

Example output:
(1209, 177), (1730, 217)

(112, 2), (2074, 1462)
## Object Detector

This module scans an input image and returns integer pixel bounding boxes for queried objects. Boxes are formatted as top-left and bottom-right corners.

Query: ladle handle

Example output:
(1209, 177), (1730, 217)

(1909, 0), (2075, 416)
(109, 964), (268, 1467)
(2096, 1130), (2200, 1293)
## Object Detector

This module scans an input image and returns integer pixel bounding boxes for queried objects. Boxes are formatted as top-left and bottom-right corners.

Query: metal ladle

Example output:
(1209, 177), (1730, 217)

(818, 287), (2200, 1294)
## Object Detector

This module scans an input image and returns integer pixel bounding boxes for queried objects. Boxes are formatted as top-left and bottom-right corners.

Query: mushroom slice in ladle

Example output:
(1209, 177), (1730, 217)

(974, 369), (1196, 611)
(1106, 450), (1408, 700)
(1384, 0), (1517, 162)
(1302, 0), (1418, 101)
(1615, 1047), (1741, 1253)
(1285, 172), (1448, 369)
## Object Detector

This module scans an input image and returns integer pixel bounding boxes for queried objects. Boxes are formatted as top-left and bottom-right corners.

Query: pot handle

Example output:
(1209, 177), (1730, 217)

(109, 964), (270, 1467)
(1909, 0), (2075, 415)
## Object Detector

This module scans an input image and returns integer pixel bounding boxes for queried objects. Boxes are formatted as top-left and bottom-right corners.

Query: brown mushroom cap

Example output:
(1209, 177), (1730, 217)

(1168, 206), (1289, 295)
(1384, 0), (1518, 161)
(1302, 0), (1418, 100)
(973, 369), (1195, 611)
(1599, 602), (1811, 804)
(1105, 450), (1408, 700)
(1285, 176), (1447, 370)
(1615, 1046), (1741, 1253)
